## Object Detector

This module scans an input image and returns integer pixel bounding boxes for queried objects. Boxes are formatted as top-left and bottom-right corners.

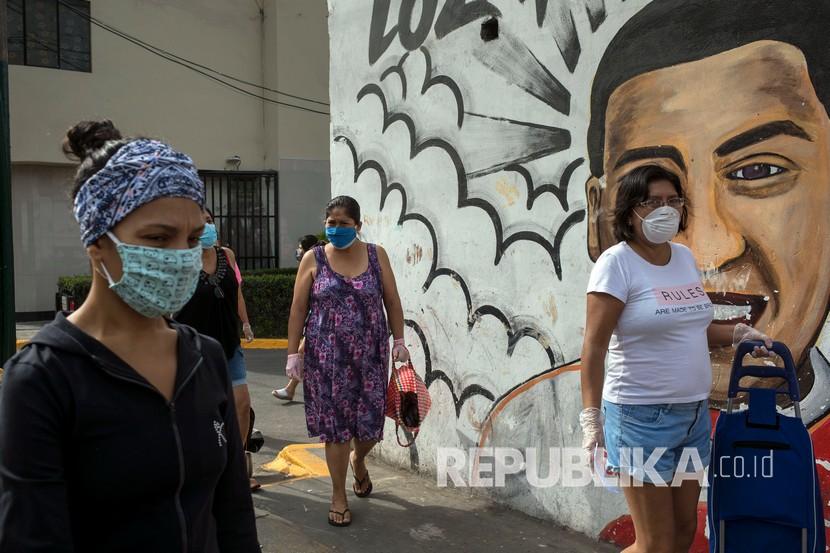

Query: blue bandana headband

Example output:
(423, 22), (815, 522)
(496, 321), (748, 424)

(73, 139), (205, 247)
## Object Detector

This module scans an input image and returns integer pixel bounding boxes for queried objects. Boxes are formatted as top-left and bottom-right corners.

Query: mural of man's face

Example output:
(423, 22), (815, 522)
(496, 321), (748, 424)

(587, 41), (830, 401)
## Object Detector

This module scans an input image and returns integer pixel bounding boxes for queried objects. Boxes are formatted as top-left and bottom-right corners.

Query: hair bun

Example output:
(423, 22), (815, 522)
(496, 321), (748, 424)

(63, 120), (123, 160)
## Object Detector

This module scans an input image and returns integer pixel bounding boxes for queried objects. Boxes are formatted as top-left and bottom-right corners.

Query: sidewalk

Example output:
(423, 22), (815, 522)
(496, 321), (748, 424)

(246, 350), (618, 553)
(15, 321), (48, 342)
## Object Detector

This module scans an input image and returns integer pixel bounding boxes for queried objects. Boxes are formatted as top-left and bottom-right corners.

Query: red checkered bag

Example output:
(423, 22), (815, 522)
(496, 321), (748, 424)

(385, 361), (431, 447)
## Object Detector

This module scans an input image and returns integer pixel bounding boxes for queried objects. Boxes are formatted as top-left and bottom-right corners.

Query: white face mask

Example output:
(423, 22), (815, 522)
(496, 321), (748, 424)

(635, 206), (680, 244)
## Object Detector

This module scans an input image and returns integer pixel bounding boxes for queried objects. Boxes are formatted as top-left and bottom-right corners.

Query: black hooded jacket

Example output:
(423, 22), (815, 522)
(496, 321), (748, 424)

(0, 314), (259, 552)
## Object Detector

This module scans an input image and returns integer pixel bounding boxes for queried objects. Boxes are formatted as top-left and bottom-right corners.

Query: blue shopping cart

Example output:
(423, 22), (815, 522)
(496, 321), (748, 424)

(708, 341), (824, 552)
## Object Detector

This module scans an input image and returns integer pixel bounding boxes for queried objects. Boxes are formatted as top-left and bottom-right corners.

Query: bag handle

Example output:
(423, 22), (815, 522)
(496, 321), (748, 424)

(728, 340), (800, 401)
(395, 423), (418, 447)
(390, 364), (419, 447)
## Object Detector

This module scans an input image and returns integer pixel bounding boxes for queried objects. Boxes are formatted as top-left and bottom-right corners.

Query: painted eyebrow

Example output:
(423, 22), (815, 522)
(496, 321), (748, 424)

(613, 146), (687, 172)
(715, 120), (812, 157)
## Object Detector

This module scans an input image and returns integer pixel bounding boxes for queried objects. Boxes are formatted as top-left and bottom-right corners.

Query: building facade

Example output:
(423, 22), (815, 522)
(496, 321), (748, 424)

(8, 0), (331, 317)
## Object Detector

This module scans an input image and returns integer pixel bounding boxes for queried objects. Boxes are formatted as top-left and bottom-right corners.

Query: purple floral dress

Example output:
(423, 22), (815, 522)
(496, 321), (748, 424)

(303, 244), (390, 443)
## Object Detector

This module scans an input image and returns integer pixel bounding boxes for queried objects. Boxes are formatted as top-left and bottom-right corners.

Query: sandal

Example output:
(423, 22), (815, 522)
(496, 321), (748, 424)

(350, 459), (373, 498)
(328, 508), (351, 527)
(250, 478), (262, 492)
(271, 388), (294, 401)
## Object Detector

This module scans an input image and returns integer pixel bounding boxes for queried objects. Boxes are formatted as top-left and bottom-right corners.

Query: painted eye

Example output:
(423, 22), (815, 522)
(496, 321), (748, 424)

(728, 163), (786, 180)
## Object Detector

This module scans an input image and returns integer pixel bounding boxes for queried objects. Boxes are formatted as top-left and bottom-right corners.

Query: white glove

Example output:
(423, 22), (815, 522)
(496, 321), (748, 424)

(242, 322), (254, 343)
(579, 407), (604, 470)
(286, 353), (303, 381)
(733, 323), (773, 357)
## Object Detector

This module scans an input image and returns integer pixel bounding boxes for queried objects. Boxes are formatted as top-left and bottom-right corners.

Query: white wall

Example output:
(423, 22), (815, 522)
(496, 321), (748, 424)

(328, 0), (618, 536)
(328, 0), (830, 544)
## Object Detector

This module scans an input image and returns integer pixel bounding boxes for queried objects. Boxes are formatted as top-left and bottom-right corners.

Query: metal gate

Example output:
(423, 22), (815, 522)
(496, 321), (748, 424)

(200, 171), (279, 270)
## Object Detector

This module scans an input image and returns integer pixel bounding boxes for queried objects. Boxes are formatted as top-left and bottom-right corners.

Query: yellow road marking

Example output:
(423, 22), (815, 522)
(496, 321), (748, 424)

(257, 475), (319, 489)
(242, 339), (288, 350)
(262, 443), (329, 478)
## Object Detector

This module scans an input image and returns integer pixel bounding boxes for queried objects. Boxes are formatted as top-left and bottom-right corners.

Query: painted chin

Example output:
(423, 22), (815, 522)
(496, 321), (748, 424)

(707, 291), (772, 403)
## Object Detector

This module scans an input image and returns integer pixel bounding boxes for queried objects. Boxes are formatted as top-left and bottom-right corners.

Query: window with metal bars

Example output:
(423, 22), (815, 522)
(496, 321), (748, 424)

(7, 0), (91, 72)
(201, 171), (280, 271)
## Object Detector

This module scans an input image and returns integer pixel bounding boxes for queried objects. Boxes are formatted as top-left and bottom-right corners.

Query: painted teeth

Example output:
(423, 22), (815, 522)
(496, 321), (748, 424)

(714, 304), (751, 321)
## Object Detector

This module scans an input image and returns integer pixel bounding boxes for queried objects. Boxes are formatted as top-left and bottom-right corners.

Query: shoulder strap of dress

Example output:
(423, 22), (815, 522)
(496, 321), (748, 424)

(367, 243), (382, 277)
(313, 245), (327, 268)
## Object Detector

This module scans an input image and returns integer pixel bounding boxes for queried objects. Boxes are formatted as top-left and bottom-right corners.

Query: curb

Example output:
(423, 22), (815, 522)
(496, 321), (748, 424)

(16, 337), (288, 351)
(262, 443), (329, 478)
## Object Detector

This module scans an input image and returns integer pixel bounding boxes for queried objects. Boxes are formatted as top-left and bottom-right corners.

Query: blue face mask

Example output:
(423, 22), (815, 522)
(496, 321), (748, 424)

(99, 231), (203, 318)
(325, 226), (357, 249)
(200, 223), (218, 249)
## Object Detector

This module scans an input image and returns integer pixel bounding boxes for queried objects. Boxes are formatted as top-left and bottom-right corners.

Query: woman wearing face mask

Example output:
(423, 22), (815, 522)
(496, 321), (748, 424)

(579, 165), (771, 553)
(284, 195), (408, 527)
(175, 209), (259, 490)
(0, 120), (259, 552)
(272, 234), (324, 401)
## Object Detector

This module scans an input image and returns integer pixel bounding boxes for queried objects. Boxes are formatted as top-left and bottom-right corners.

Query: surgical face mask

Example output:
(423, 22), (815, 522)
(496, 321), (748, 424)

(98, 231), (203, 318)
(200, 223), (218, 249)
(295, 248), (304, 262)
(634, 206), (680, 245)
(325, 226), (357, 249)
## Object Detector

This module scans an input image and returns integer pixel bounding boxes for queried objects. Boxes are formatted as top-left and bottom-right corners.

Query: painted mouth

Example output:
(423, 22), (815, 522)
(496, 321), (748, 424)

(708, 292), (768, 326)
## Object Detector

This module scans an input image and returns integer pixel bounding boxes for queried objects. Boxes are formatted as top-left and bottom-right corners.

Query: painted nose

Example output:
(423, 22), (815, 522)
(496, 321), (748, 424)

(673, 191), (745, 272)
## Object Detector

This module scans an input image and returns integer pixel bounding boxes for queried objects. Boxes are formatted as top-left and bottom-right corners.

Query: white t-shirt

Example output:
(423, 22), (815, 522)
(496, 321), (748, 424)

(587, 242), (714, 404)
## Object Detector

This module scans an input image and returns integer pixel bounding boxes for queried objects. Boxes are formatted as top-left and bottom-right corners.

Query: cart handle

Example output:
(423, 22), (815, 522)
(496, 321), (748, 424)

(728, 340), (800, 402)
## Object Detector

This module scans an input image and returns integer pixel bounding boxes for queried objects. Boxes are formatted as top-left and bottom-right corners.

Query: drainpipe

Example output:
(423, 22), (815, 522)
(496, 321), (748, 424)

(0, 0), (17, 363)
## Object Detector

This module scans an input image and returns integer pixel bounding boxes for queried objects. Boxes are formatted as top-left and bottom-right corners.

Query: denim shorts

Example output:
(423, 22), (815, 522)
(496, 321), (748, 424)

(227, 346), (247, 387)
(602, 399), (711, 485)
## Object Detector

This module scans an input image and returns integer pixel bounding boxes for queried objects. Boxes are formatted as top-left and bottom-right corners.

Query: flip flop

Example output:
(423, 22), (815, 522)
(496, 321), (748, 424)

(250, 478), (262, 492)
(328, 508), (351, 527)
(350, 459), (373, 498)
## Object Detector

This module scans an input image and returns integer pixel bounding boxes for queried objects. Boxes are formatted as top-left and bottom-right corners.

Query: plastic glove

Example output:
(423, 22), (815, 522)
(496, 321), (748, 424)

(286, 353), (303, 381)
(732, 323), (773, 357)
(579, 407), (604, 470)
(242, 322), (254, 343)
(392, 338), (410, 363)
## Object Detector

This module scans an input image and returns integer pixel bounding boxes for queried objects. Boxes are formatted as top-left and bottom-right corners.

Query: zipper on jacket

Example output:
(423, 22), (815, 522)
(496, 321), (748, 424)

(168, 359), (203, 553)
(170, 402), (188, 553)
(95, 354), (204, 553)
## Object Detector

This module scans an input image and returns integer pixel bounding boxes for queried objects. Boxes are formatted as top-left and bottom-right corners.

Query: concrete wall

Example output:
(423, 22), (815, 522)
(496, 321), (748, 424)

(11, 165), (88, 313)
(263, 0), (332, 263)
(277, 158), (330, 268)
(264, 0), (330, 168)
(328, 0), (830, 547)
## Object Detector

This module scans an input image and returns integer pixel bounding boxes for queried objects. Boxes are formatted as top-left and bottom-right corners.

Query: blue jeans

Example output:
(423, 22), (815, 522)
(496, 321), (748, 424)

(602, 399), (711, 485)
(227, 346), (247, 387)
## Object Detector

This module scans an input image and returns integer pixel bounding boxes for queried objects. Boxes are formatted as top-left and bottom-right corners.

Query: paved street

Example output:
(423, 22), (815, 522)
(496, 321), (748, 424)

(246, 350), (617, 553)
